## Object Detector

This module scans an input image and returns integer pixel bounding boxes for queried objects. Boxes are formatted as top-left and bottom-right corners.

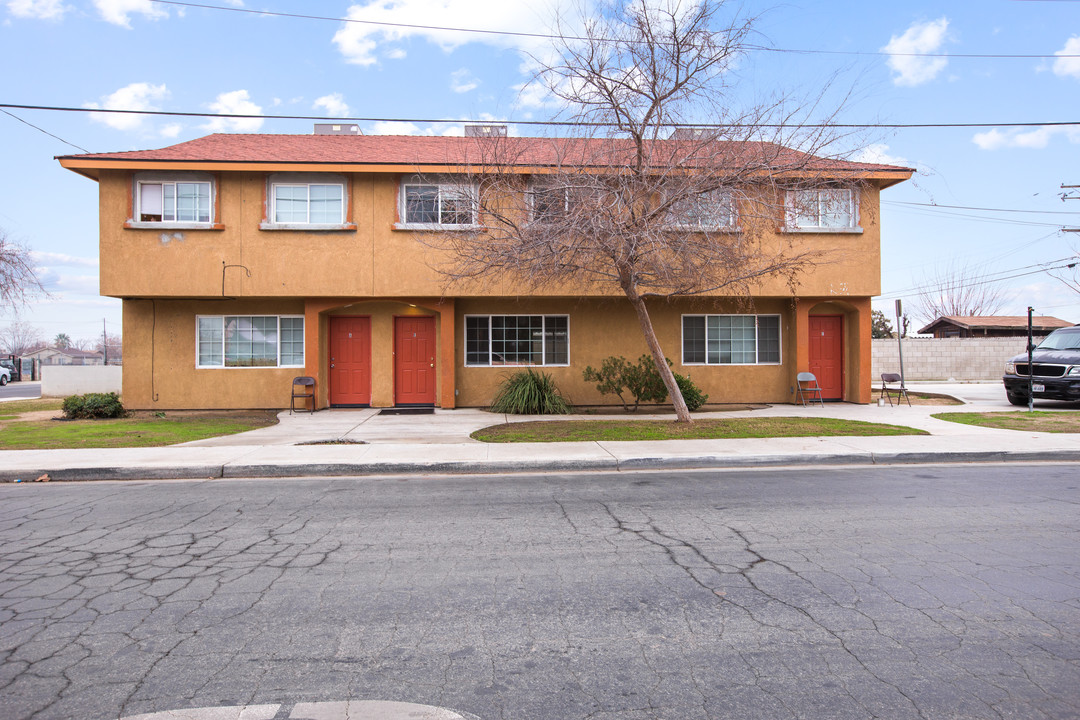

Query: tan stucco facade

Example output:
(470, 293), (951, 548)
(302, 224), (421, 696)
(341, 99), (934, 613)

(70, 159), (906, 410)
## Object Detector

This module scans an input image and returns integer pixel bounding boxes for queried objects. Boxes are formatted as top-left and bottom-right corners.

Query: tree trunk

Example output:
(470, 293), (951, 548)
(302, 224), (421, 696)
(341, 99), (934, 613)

(621, 282), (693, 423)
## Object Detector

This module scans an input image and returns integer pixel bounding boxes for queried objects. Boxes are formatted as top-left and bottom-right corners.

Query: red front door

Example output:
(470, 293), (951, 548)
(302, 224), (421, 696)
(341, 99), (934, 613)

(329, 316), (371, 406)
(808, 315), (844, 400)
(394, 316), (436, 405)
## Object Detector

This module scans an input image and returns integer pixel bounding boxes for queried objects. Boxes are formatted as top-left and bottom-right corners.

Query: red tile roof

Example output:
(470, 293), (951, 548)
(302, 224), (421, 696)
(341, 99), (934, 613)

(58, 133), (914, 175)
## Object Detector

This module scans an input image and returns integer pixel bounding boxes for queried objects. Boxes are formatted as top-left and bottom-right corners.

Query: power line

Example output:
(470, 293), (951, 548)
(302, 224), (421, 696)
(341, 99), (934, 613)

(878, 259), (1078, 300)
(884, 200), (1080, 216)
(0, 109), (90, 152)
(5, 103), (1080, 131)
(147, 0), (1080, 60)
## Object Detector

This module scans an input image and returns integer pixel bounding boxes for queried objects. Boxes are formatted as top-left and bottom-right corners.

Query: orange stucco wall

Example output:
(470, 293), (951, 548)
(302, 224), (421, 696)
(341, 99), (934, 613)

(97, 171), (884, 300)
(120, 294), (873, 409)
(99, 168), (891, 409)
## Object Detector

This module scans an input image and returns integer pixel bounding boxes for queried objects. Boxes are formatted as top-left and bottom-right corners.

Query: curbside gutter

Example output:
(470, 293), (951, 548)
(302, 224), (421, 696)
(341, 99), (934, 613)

(6, 448), (1080, 483)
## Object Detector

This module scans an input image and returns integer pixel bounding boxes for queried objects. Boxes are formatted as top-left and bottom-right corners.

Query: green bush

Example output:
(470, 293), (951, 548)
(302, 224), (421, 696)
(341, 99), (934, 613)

(490, 369), (571, 415)
(674, 373), (709, 412)
(62, 392), (126, 419)
(585, 355), (709, 413)
(583, 354), (669, 411)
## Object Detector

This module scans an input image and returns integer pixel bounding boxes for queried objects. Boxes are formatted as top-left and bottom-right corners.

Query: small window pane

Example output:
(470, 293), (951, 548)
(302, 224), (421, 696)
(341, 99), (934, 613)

(758, 316), (780, 363)
(198, 317), (223, 367)
(466, 317), (490, 366)
(275, 186), (309, 223)
(682, 317), (706, 364)
(544, 316), (568, 365)
(405, 185), (439, 224)
(440, 188), (474, 225)
(280, 317), (305, 366)
(140, 183), (163, 222)
(309, 184), (343, 224)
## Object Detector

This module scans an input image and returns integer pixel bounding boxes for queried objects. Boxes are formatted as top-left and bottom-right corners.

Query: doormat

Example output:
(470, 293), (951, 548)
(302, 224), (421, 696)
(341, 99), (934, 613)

(379, 408), (435, 415)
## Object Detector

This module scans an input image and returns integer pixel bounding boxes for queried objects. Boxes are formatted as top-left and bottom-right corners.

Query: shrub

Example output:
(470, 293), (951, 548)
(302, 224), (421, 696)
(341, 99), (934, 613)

(490, 369), (571, 415)
(583, 354), (669, 411)
(62, 392), (126, 419)
(674, 373), (709, 412)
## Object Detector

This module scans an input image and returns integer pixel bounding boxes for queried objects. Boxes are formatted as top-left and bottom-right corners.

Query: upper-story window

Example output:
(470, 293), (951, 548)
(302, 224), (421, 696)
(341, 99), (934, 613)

(398, 175), (477, 228)
(667, 190), (735, 230)
(133, 172), (215, 227)
(262, 173), (352, 230)
(272, 183), (343, 224)
(528, 182), (573, 224)
(786, 188), (859, 231)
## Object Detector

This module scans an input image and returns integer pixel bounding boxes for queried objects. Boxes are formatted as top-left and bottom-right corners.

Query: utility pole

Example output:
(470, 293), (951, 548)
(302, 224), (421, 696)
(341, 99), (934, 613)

(102, 319), (108, 366)
(1064, 184), (1079, 233)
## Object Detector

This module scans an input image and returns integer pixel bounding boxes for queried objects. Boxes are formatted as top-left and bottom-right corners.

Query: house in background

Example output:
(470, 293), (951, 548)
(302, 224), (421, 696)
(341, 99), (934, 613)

(918, 316), (1073, 339)
(21, 346), (105, 366)
(57, 127), (912, 409)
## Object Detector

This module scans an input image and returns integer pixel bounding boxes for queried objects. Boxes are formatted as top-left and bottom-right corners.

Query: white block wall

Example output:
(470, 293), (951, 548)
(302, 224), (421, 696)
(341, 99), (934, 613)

(41, 366), (123, 396)
(871, 337), (1044, 382)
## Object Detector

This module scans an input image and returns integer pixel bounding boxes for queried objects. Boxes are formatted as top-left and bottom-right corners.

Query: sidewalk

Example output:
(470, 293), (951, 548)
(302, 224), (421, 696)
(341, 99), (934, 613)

(3, 383), (1078, 482)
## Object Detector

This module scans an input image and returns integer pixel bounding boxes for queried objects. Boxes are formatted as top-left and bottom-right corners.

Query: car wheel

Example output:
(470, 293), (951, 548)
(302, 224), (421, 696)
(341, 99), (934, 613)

(0, 375), (7, 386)
(1007, 392), (1027, 406)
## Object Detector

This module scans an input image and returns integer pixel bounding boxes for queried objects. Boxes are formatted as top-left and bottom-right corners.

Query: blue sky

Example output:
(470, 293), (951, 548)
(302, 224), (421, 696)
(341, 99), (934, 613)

(1, 0), (1079, 347)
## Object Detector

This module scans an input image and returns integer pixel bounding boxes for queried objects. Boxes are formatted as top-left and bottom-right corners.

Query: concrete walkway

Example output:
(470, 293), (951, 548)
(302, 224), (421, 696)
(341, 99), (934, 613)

(3, 383), (1078, 482)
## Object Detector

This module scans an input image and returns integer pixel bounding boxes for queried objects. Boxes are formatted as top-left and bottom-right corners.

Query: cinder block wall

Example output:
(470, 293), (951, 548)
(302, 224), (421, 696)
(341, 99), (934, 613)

(871, 337), (1044, 381)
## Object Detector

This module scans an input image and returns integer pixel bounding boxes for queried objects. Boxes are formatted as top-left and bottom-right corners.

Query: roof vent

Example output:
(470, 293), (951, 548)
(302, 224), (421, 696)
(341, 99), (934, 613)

(464, 124), (508, 137)
(314, 123), (361, 135)
(669, 127), (717, 140)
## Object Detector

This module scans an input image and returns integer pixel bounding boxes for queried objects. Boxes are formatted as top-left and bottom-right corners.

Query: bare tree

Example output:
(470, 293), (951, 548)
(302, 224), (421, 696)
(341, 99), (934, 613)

(422, 0), (865, 421)
(95, 332), (123, 364)
(913, 261), (1010, 323)
(0, 319), (44, 356)
(1046, 251), (1080, 296)
(0, 228), (44, 307)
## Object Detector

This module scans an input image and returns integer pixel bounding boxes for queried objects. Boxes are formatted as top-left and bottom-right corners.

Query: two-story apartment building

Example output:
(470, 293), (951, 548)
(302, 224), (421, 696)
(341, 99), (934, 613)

(58, 127), (912, 410)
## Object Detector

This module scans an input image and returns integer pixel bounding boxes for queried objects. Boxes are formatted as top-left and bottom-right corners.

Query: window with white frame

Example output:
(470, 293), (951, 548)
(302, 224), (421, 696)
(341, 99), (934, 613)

(465, 315), (569, 366)
(786, 188), (858, 230)
(197, 316), (304, 368)
(270, 181), (344, 225)
(682, 315), (780, 365)
(136, 175), (213, 224)
(400, 176), (477, 227)
(529, 182), (572, 223)
(667, 189), (735, 229)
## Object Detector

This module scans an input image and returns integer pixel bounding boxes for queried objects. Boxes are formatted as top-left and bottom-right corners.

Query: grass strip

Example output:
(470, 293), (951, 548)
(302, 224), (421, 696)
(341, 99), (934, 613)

(932, 411), (1080, 433)
(0, 412), (278, 450)
(473, 417), (927, 443)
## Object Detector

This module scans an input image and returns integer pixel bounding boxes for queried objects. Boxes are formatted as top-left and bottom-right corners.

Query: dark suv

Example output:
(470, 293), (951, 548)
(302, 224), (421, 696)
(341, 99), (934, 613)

(1003, 325), (1080, 405)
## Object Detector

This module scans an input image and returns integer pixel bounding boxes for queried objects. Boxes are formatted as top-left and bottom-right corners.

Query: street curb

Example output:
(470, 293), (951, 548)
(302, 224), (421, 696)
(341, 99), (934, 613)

(5, 448), (1080, 482)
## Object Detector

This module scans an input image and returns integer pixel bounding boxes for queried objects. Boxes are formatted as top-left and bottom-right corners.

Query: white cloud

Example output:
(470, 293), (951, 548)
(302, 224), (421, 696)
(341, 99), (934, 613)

(332, 0), (558, 66)
(314, 93), (350, 117)
(972, 125), (1080, 150)
(85, 82), (168, 131)
(370, 121), (421, 135)
(160, 123), (183, 138)
(852, 144), (908, 166)
(29, 251), (99, 267)
(450, 68), (479, 93)
(202, 90), (264, 132)
(1053, 36), (1080, 79)
(92, 0), (167, 28)
(7, 0), (68, 20)
(882, 18), (949, 87)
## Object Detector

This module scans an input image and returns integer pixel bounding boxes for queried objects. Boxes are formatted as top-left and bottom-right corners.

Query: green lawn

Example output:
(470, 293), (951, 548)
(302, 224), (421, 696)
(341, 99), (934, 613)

(473, 417), (927, 443)
(0, 401), (278, 450)
(932, 411), (1080, 433)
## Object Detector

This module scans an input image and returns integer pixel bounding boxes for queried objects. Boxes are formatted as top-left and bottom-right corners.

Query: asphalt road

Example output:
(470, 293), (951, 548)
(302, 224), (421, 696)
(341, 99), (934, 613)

(2, 465), (1079, 720)
(0, 382), (41, 401)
